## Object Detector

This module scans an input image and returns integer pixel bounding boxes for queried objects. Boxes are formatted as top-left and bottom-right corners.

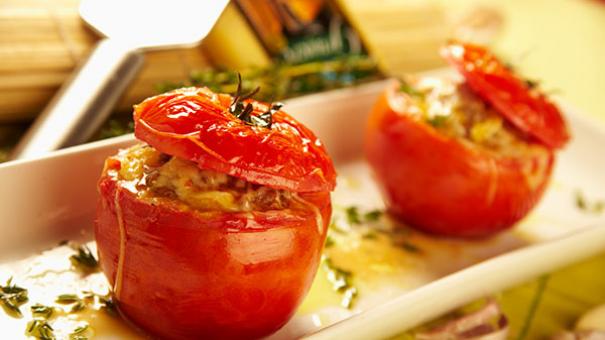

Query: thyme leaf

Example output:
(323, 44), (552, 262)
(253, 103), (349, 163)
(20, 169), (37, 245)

(364, 210), (383, 222)
(575, 190), (604, 214)
(31, 304), (54, 319)
(69, 324), (90, 340)
(345, 206), (361, 225)
(69, 244), (99, 273)
(55, 294), (88, 313)
(397, 241), (421, 253)
(427, 114), (449, 127)
(0, 277), (29, 317)
(55, 294), (81, 304)
(229, 73), (283, 129)
(324, 235), (335, 248)
(322, 255), (358, 309)
(398, 78), (424, 98)
(26, 319), (55, 340)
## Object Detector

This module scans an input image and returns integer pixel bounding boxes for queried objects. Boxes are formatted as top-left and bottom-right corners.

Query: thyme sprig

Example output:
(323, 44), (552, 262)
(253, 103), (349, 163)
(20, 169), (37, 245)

(69, 244), (99, 273)
(229, 73), (260, 117)
(0, 277), (29, 317)
(322, 255), (358, 309)
(229, 73), (284, 129)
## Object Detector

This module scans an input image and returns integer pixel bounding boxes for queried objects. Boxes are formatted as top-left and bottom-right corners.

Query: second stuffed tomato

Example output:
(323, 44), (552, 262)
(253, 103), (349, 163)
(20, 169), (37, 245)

(95, 87), (335, 339)
(365, 43), (569, 237)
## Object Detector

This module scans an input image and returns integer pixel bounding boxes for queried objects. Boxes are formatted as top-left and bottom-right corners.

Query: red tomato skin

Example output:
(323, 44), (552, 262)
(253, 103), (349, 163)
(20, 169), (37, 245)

(95, 172), (331, 339)
(134, 87), (336, 193)
(441, 42), (570, 149)
(365, 85), (555, 237)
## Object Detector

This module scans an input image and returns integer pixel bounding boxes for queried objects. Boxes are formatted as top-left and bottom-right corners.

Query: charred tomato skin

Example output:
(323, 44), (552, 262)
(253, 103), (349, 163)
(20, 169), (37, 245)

(364, 82), (554, 237)
(95, 165), (331, 339)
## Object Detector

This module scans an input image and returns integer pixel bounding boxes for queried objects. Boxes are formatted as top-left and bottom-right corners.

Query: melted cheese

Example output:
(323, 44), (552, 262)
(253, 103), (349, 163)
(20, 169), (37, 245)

(406, 77), (549, 158)
(113, 190), (125, 299)
(110, 144), (296, 212)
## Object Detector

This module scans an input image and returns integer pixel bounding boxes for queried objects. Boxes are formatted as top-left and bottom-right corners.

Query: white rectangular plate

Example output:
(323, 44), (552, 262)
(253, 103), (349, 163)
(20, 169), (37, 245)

(1, 79), (604, 339)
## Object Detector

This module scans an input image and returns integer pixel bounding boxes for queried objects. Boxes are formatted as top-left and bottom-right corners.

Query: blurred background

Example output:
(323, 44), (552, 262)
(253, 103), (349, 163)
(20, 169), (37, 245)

(1, 0), (604, 162)
(0, 0), (604, 337)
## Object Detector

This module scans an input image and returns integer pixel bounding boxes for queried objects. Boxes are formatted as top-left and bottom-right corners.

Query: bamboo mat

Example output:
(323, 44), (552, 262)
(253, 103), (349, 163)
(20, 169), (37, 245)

(0, 0), (212, 121)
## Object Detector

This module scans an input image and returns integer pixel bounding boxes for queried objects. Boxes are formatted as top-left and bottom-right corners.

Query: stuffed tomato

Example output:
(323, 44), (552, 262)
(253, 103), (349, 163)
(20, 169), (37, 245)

(365, 42), (569, 237)
(95, 87), (335, 339)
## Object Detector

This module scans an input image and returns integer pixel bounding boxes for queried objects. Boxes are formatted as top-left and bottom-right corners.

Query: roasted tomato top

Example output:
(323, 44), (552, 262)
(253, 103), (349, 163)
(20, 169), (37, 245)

(134, 87), (336, 193)
(441, 41), (570, 149)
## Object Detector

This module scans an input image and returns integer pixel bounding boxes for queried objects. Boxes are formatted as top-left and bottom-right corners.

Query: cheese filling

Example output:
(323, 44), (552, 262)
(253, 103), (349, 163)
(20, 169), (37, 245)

(401, 77), (548, 158)
(107, 144), (296, 212)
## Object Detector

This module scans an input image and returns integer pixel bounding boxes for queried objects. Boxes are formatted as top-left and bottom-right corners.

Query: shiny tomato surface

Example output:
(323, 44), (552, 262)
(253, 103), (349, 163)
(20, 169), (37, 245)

(365, 82), (555, 237)
(96, 87), (336, 339)
(441, 41), (570, 149)
(134, 87), (336, 193)
(96, 163), (331, 339)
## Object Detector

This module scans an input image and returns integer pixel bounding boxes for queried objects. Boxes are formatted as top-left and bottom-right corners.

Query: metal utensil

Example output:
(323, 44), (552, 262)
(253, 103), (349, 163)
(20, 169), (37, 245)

(11, 0), (228, 160)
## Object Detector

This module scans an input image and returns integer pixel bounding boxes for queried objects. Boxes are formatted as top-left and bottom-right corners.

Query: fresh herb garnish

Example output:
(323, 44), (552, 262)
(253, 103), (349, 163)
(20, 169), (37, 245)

(345, 206), (362, 225)
(324, 235), (335, 248)
(524, 79), (540, 89)
(427, 114), (449, 127)
(345, 206), (384, 225)
(398, 78), (424, 98)
(364, 210), (383, 222)
(0, 277), (29, 317)
(229, 73), (284, 129)
(81, 291), (117, 316)
(397, 241), (421, 253)
(26, 319), (55, 340)
(69, 245), (99, 273)
(575, 190), (604, 214)
(322, 256), (358, 309)
(98, 294), (117, 316)
(55, 294), (81, 305)
(516, 275), (549, 340)
(329, 220), (348, 234)
(31, 304), (54, 319)
(156, 56), (380, 103)
(69, 324), (90, 340)
(55, 294), (89, 313)
(362, 231), (378, 240)
(253, 102), (283, 129)
(229, 73), (260, 123)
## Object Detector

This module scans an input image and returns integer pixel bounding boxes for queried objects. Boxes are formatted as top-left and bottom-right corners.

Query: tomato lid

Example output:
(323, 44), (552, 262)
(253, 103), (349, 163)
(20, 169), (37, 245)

(441, 41), (570, 149)
(133, 87), (336, 192)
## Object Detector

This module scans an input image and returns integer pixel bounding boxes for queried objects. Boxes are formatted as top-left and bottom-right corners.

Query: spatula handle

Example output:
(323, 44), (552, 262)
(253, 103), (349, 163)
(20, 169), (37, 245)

(11, 39), (144, 160)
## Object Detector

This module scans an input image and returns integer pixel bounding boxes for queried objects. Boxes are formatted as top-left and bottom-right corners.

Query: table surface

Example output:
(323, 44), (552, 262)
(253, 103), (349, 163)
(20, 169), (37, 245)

(445, 0), (605, 123)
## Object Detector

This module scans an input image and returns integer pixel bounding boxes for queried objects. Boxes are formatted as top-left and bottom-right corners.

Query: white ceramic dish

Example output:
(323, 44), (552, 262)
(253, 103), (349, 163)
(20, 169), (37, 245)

(1, 79), (604, 339)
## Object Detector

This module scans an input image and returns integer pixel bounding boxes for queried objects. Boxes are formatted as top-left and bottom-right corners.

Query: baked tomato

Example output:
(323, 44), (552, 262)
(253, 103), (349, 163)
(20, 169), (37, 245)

(441, 41), (570, 149)
(365, 78), (555, 237)
(95, 87), (334, 339)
